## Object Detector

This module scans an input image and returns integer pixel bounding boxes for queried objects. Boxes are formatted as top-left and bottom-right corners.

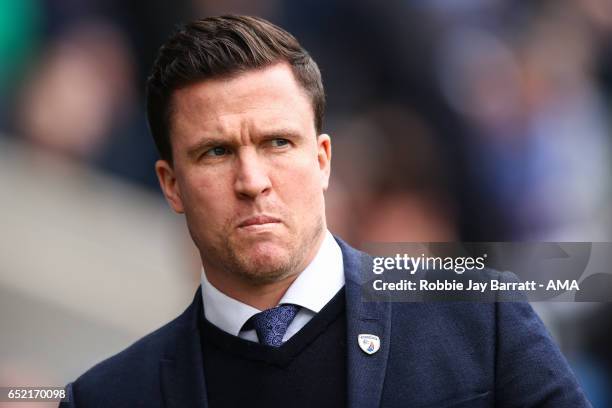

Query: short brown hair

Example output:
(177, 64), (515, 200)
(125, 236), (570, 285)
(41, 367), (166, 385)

(146, 15), (325, 163)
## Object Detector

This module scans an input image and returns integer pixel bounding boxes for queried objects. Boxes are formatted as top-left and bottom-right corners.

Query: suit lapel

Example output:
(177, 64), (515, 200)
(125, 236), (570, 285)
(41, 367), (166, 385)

(160, 288), (209, 408)
(337, 238), (392, 408)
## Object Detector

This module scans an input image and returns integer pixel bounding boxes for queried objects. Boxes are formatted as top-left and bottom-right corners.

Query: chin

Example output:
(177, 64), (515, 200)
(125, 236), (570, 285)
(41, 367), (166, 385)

(245, 243), (289, 267)
(236, 244), (298, 284)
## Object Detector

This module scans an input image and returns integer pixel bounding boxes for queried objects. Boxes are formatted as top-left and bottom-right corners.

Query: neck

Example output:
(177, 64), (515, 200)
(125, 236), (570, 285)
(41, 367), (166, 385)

(204, 231), (327, 310)
(211, 273), (301, 310)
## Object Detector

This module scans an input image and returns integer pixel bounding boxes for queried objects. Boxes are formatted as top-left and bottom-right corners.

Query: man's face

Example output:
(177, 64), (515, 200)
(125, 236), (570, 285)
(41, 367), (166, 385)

(156, 63), (331, 288)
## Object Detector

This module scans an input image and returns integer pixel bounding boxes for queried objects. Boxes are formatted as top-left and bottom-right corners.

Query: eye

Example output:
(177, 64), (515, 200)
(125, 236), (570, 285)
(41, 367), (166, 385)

(270, 138), (290, 148)
(204, 146), (228, 157)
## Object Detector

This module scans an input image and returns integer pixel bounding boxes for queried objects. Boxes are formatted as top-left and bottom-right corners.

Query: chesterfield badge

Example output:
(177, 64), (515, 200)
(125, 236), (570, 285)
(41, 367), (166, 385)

(358, 334), (380, 355)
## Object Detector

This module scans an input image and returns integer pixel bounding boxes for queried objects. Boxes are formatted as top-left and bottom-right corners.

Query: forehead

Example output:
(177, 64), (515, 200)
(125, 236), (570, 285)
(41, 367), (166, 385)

(170, 63), (315, 139)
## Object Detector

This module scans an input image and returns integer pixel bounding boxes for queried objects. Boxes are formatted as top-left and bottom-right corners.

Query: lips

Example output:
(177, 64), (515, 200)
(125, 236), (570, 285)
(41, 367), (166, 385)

(238, 215), (281, 228)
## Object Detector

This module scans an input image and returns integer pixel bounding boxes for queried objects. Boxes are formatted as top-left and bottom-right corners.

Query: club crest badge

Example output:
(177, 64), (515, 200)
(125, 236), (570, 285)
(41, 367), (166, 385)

(358, 334), (380, 355)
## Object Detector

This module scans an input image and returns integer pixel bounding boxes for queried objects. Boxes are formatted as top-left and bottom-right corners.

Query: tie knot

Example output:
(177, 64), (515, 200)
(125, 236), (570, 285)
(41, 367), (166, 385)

(244, 304), (300, 347)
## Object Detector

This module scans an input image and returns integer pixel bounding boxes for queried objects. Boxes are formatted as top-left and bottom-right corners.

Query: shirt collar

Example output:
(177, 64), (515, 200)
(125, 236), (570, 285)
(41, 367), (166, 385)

(200, 230), (344, 336)
(277, 231), (344, 313)
(200, 268), (261, 337)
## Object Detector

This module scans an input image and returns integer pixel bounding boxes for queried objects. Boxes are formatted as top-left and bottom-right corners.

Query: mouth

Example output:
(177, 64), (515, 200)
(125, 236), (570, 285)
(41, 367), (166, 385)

(238, 215), (282, 228)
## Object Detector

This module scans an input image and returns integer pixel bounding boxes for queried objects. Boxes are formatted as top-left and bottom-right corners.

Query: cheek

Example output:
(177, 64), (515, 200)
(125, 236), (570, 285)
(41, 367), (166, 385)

(279, 162), (326, 213)
(180, 172), (233, 231)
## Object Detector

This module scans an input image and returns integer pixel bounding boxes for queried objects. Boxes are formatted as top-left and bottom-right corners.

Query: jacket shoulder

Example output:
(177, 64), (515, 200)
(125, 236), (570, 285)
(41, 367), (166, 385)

(67, 293), (198, 407)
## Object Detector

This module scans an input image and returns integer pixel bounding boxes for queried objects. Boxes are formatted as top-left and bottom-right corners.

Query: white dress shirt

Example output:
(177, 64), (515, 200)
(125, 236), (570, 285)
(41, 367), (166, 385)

(200, 230), (345, 343)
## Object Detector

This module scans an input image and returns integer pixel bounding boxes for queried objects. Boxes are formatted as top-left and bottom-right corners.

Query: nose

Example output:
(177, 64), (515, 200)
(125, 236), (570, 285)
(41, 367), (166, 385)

(234, 148), (272, 199)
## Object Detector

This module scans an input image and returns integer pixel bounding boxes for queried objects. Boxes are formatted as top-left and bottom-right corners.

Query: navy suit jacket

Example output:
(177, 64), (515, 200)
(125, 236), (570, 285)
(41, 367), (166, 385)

(62, 239), (591, 407)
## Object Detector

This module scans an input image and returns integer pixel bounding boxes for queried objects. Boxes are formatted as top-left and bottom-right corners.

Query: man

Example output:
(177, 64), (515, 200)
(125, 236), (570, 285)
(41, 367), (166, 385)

(62, 15), (590, 407)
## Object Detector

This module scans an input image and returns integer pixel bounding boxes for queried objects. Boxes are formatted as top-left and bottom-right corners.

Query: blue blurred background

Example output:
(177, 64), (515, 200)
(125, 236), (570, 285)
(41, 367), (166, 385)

(0, 0), (611, 406)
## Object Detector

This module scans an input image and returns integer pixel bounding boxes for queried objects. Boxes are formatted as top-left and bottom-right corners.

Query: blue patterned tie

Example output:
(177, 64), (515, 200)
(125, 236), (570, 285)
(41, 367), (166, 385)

(244, 304), (300, 347)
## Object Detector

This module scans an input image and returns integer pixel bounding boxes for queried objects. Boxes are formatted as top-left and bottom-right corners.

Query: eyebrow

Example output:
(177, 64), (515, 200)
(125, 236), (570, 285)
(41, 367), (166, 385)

(185, 128), (307, 160)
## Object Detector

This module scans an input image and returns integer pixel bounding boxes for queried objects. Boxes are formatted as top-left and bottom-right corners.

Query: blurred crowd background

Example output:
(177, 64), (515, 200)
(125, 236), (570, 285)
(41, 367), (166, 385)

(1, 0), (611, 406)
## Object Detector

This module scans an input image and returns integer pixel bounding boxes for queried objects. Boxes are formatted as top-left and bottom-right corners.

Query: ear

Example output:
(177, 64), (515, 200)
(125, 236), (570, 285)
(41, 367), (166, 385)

(155, 160), (184, 213)
(316, 133), (332, 191)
